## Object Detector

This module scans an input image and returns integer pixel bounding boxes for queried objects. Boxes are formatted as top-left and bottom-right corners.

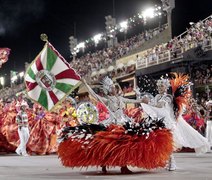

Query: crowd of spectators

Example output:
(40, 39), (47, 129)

(192, 64), (212, 85)
(137, 16), (212, 67)
(70, 25), (167, 80)
(0, 84), (25, 100)
(71, 15), (212, 85)
(1, 16), (211, 100)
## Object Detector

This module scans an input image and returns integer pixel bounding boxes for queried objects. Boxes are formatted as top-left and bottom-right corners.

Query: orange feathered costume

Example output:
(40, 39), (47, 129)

(170, 72), (192, 115)
(58, 118), (173, 170)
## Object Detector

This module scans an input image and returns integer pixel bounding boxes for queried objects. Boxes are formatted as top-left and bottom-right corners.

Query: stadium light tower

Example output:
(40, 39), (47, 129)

(142, 7), (155, 19)
(69, 36), (78, 61)
(161, 0), (175, 39)
(105, 15), (118, 47)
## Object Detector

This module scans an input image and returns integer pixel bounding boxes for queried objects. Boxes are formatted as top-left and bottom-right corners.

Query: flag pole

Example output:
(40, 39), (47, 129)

(82, 78), (118, 124)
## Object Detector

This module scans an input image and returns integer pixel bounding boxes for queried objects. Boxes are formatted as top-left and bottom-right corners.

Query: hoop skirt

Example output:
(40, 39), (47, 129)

(58, 120), (173, 170)
(141, 103), (209, 154)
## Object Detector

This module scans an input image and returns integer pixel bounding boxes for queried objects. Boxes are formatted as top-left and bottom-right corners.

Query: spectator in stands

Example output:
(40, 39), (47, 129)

(69, 25), (168, 81)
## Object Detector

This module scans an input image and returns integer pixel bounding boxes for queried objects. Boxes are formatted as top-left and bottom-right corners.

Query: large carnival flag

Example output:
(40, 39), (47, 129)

(24, 42), (81, 111)
(0, 48), (11, 68)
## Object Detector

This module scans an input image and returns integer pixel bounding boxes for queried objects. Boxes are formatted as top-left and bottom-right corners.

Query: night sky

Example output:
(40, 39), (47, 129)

(0, 0), (211, 79)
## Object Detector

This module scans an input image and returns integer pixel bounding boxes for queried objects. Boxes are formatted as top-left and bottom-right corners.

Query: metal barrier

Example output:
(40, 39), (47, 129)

(136, 14), (212, 69)
(136, 38), (212, 70)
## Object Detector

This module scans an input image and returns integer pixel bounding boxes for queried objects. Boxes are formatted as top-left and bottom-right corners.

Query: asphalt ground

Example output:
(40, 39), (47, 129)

(0, 152), (211, 180)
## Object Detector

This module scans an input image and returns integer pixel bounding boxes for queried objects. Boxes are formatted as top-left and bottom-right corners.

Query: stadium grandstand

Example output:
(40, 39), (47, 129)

(0, 7), (211, 112)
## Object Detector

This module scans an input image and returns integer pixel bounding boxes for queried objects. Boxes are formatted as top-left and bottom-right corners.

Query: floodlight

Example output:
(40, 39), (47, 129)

(119, 21), (128, 32)
(142, 7), (155, 19)
(77, 42), (85, 49)
(93, 33), (102, 44)
(120, 21), (128, 29)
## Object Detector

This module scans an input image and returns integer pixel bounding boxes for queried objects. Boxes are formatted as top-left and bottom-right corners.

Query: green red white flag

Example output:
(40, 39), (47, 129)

(24, 42), (81, 111)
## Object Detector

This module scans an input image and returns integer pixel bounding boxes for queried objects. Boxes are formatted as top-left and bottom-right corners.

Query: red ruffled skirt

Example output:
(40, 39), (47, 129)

(58, 124), (173, 169)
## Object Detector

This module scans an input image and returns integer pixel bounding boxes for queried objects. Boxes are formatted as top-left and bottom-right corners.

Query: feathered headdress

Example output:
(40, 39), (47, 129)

(156, 77), (171, 89)
(170, 72), (192, 115)
(100, 76), (114, 94)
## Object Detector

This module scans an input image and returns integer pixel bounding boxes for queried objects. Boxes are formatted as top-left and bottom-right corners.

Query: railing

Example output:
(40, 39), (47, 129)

(136, 38), (212, 69)
(118, 23), (168, 58)
(136, 14), (212, 70)
(176, 14), (212, 40)
(1, 16), (212, 99)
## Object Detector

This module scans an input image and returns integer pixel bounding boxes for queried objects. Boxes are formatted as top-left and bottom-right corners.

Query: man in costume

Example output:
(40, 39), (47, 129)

(15, 101), (30, 156)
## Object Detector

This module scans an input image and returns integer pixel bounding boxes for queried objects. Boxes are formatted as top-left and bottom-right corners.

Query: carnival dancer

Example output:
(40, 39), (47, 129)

(27, 102), (60, 155)
(0, 99), (21, 152)
(97, 77), (143, 125)
(206, 100), (212, 151)
(58, 77), (174, 174)
(183, 98), (205, 135)
(0, 99), (16, 153)
(141, 73), (210, 171)
(15, 101), (30, 156)
(93, 77), (144, 173)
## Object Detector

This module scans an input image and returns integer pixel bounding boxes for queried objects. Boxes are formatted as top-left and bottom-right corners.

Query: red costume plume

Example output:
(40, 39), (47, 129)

(170, 73), (192, 116)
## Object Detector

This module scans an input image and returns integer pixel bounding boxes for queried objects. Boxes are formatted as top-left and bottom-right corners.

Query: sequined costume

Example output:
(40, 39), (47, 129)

(58, 77), (174, 172)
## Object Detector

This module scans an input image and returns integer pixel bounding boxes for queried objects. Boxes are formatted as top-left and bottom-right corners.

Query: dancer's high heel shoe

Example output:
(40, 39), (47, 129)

(120, 166), (132, 174)
(101, 166), (107, 173)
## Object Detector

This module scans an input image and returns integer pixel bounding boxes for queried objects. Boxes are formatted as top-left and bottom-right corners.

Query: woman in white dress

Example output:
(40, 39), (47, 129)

(206, 100), (212, 151)
(141, 75), (209, 171)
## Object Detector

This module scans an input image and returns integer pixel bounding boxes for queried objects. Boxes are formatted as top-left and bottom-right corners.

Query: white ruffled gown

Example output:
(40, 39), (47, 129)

(141, 93), (209, 155)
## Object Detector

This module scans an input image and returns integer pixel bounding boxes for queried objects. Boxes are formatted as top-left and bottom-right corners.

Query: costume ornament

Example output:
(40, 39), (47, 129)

(76, 102), (99, 125)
